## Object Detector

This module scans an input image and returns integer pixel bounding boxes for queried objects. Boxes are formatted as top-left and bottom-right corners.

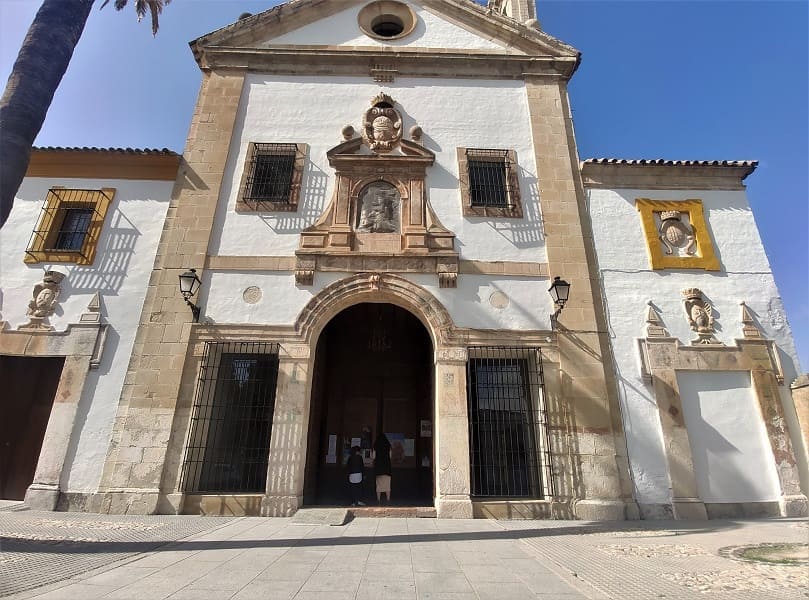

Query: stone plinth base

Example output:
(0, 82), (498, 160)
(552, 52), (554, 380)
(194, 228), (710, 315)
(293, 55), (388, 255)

(573, 499), (630, 521)
(89, 490), (160, 515)
(25, 483), (60, 511)
(473, 500), (555, 519)
(637, 503), (675, 520)
(781, 494), (808, 517)
(261, 494), (302, 517)
(704, 501), (781, 519)
(436, 495), (473, 518)
(673, 498), (708, 520)
(181, 494), (263, 516)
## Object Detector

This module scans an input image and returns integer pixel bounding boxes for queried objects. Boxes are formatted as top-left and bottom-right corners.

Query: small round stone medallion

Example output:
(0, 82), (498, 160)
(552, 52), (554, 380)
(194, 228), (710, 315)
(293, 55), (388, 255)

(489, 291), (510, 310)
(243, 286), (262, 304)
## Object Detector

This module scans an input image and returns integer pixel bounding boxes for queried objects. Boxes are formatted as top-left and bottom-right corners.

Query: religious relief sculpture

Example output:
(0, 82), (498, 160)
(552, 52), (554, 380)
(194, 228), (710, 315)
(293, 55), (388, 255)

(362, 92), (402, 153)
(658, 210), (696, 256)
(357, 182), (400, 233)
(682, 287), (722, 345)
(19, 270), (65, 331)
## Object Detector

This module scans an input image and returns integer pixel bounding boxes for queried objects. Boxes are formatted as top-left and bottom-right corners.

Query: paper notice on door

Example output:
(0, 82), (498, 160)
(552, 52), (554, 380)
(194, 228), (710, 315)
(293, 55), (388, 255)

(327, 434), (337, 456)
(403, 438), (415, 457)
(326, 454), (336, 464)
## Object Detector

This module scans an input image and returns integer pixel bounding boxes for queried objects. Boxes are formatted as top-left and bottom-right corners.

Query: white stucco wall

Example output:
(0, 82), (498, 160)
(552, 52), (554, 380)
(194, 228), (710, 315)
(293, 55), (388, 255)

(201, 271), (554, 333)
(210, 75), (545, 267)
(0, 177), (173, 492)
(676, 370), (781, 502)
(588, 186), (805, 505)
(265, 1), (513, 51)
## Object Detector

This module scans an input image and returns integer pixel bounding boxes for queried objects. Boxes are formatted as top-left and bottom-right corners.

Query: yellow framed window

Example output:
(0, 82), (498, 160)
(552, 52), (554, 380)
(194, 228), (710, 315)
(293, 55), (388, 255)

(24, 187), (115, 266)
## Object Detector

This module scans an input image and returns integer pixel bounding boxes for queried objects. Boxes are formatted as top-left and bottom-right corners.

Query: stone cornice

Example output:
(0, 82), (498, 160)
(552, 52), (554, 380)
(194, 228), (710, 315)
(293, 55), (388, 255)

(204, 255), (548, 277)
(197, 45), (578, 79)
(581, 160), (757, 191)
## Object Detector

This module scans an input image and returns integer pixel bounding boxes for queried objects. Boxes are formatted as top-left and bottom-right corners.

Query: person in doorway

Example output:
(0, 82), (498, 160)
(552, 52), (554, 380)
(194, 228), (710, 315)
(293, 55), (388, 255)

(373, 433), (392, 505)
(347, 446), (365, 507)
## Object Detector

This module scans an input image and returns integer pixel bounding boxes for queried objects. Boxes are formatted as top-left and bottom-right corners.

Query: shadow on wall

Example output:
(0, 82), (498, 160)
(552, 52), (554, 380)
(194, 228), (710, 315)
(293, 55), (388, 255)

(261, 162), (330, 234)
(485, 165), (545, 248)
(546, 366), (584, 508)
(40, 207), (142, 297)
(60, 324), (121, 492)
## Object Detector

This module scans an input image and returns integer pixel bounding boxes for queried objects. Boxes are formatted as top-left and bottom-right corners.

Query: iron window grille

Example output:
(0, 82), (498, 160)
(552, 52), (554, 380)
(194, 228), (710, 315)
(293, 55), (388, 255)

(466, 346), (554, 499)
(467, 149), (513, 208)
(25, 188), (114, 265)
(457, 148), (522, 218)
(237, 142), (306, 212)
(180, 341), (280, 494)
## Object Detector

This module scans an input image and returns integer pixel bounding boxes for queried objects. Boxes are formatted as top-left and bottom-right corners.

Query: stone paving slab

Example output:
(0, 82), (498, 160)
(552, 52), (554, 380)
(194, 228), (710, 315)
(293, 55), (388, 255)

(0, 509), (234, 597)
(2, 512), (808, 599)
(510, 518), (809, 600)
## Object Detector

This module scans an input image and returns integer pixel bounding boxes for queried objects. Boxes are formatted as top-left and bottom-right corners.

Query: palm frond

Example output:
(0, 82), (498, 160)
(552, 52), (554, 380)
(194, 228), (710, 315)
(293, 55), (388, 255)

(100, 0), (171, 36)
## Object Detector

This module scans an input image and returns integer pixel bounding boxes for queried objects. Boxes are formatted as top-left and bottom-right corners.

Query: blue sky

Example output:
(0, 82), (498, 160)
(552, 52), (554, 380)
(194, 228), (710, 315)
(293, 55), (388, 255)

(1, 0), (806, 370)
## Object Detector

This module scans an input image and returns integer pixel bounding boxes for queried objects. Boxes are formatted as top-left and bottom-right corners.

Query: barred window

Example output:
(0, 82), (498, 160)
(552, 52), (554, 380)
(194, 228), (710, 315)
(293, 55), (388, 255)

(457, 148), (522, 218)
(54, 207), (93, 251)
(25, 188), (115, 265)
(181, 342), (280, 494)
(237, 142), (307, 212)
(467, 347), (553, 499)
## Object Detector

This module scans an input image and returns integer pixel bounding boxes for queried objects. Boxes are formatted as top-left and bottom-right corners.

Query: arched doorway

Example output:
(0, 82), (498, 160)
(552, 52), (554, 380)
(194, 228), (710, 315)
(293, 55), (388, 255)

(303, 302), (434, 507)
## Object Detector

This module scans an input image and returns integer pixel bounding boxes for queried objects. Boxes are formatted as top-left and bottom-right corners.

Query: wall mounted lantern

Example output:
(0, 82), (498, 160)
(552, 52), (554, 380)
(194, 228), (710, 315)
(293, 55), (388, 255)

(548, 275), (571, 328)
(178, 268), (202, 322)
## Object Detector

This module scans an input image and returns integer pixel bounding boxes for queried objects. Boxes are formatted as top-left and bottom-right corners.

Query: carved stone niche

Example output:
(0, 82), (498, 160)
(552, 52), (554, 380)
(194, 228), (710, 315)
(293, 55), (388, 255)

(296, 93), (459, 288)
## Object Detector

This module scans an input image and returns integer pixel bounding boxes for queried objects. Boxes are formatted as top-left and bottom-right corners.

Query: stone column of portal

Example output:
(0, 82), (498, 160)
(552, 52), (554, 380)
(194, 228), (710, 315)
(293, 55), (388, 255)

(262, 345), (312, 516)
(25, 354), (93, 510)
(651, 366), (708, 520)
(525, 76), (636, 520)
(434, 347), (473, 518)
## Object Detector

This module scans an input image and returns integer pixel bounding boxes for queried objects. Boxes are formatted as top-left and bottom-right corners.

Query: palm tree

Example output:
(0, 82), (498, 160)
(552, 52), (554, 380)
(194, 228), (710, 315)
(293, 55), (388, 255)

(0, 0), (170, 229)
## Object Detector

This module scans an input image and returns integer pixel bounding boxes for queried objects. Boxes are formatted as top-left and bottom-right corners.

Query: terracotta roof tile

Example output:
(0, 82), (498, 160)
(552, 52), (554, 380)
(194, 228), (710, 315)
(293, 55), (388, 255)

(33, 146), (178, 156)
(583, 158), (757, 168)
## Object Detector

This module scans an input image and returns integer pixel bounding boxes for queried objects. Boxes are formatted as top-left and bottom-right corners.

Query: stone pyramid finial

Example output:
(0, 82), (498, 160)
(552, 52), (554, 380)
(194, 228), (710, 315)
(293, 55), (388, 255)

(644, 301), (669, 338)
(740, 301), (764, 339)
(80, 292), (103, 324)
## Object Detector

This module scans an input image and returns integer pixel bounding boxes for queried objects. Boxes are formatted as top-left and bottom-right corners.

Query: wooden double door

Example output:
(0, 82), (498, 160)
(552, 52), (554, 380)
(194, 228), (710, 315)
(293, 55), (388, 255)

(304, 303), (433, 506)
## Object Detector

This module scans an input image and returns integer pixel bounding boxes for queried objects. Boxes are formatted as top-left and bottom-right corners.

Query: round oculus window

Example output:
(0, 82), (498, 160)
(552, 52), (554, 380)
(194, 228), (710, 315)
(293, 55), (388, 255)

(358, 1), (417, 41)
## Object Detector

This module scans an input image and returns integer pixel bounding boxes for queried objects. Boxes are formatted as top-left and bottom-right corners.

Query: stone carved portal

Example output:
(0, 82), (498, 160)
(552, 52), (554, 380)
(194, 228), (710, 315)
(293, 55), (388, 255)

(303, 303), (434, 507)
(296, 94), (459, 287)
(357, 182), (400, 233)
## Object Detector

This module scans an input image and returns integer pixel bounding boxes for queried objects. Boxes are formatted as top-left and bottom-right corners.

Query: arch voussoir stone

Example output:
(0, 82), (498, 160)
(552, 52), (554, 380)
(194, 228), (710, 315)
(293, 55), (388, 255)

(295, 272), (455, 349)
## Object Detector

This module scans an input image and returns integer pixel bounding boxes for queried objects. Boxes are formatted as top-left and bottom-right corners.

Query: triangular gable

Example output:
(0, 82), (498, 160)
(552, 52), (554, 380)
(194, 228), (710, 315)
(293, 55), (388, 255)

(264, 3), (514, 53)
(192, 0), (579, 60)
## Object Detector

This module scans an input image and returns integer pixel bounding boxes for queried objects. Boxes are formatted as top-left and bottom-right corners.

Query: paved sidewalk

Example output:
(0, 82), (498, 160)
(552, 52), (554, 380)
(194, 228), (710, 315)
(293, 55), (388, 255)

(1, 509), (807, 599)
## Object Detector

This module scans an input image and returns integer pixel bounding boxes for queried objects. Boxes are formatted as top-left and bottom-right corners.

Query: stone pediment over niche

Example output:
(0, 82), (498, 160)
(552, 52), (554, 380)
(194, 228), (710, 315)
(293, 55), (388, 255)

(295, 93), (459, 288)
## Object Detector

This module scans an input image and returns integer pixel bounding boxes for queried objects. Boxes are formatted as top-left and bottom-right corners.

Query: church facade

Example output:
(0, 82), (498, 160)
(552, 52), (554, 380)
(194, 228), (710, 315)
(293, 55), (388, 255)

(1, 0), (806, 520)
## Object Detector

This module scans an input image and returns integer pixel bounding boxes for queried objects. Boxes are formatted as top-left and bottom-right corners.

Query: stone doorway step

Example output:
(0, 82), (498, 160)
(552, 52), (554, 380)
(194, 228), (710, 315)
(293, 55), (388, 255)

(350, 506), (436, 518)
